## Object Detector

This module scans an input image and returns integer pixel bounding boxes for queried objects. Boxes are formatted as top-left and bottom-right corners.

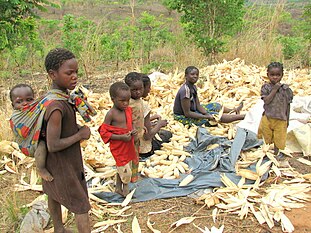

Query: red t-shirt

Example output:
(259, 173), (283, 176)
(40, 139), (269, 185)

(98, 107), (136, 166)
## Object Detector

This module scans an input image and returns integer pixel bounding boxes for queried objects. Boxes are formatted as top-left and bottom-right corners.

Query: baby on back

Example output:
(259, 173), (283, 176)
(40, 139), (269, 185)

(10, 84), (53, 181)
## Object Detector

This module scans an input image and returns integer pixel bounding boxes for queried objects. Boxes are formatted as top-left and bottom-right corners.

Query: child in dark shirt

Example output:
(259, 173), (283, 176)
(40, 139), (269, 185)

(257, 62), (293, 155)
(98, 82), (137, 196)
(43, 48), (91, 232)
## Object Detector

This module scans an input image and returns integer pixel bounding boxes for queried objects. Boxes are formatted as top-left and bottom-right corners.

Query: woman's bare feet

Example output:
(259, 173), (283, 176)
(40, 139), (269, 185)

(235, 101), (244, 114)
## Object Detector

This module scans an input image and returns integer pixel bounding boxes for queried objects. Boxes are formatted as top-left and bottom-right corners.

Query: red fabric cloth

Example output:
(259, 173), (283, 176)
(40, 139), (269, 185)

(98, 107), (136, 166)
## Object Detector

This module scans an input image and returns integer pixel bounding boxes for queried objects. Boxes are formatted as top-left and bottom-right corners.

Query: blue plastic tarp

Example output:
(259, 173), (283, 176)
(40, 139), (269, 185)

(94, 127), (264, 203)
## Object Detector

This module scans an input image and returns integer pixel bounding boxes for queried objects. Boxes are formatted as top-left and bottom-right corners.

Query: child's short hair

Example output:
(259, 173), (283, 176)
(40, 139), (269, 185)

(267, 62), (283, 74)
(185, 66), (198, 75)
(141, 74), (151, 87)
(109, 82), (130, 99)
(124, 72), (142, 87)
(9, 84), (34, 102)
(45, 48), (75, 72)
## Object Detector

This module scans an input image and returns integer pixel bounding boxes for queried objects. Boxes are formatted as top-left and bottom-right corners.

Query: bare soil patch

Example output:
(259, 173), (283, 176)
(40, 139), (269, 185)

(286, 196), (311, 232)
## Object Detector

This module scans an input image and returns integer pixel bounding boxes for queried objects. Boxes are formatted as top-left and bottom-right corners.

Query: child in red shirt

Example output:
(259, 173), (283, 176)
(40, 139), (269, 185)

(98, 82), (137, 196)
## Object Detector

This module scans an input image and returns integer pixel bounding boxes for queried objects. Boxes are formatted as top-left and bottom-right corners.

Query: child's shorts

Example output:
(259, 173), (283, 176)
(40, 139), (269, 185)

(257, 115), (287, 150)
(117, 162), (132, 184)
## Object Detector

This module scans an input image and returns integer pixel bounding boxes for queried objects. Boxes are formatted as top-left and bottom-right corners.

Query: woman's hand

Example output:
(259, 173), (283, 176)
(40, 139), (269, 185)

(204, 114), (215, 121)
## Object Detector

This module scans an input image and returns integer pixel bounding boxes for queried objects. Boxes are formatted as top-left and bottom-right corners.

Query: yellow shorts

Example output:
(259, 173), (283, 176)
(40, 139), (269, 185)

(257, 115), (287, 150)
(116, 162), (132, 184)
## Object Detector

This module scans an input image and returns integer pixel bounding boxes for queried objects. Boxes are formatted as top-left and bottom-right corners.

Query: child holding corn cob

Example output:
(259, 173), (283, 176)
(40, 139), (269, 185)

(125, 72), (145, 182)
(257, 62), (293, 155)
(98, 82), (137, 196)
(173, 66), (245, 126)
(140, 74), (172, 158)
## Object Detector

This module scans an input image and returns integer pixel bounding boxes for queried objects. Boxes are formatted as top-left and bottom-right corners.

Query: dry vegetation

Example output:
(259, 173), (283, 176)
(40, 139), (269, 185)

(1, 0), (309, 85)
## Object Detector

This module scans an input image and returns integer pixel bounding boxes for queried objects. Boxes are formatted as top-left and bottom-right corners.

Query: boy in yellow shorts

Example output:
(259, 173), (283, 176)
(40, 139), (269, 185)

(258, 62), (293, 155)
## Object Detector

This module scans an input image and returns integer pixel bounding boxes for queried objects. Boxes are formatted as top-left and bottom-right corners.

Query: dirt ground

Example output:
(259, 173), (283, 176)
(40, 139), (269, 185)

(99, 197), (281, 233)
(285, 156), (311, 232)
(286, 199), (311, 232)
(0, 153), (310, 232)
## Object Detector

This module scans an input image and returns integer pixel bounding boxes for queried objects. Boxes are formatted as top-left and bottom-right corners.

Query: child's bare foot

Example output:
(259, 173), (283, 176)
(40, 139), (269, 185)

(123, 184), (129, 196)
(115, 187), (124, 196)
(37, 168), (54, 181)
(235, 101), (244, 114)
(115, 174), (123, 196)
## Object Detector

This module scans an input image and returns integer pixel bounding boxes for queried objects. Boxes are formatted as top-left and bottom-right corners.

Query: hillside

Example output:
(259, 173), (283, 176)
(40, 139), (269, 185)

(41, 0), (308, 21)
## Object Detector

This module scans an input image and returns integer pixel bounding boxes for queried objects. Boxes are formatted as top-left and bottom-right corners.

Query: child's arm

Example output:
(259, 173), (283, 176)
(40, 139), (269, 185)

(181, 98), (214, 120)
(46, 110), (90, 153)
(143, 112), (167, 140)
(262, 83), (281, 105)
(104, 110), (132, 142)
(196, 95), (208, 115)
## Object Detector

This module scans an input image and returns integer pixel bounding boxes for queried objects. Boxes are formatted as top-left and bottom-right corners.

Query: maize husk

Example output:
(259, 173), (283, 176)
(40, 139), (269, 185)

(148, 206), (175, 215)
(170, 216), (197, 228)
(121, 188), (136, 207)
(132, 216), (141, 233)
(93, 219), (127, 228)
(237, 169), (259, 181)
(147, 218), (161, 233)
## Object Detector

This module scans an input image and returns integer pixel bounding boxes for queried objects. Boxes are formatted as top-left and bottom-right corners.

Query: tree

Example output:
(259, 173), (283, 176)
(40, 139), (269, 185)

(98, 11), (173, 69)
(137, 12), (172, 64)
(0, 0), (57, 50)
(302, 3), (311, 66)
(164, 0), (245, 59)
(302, 3), (311, 43)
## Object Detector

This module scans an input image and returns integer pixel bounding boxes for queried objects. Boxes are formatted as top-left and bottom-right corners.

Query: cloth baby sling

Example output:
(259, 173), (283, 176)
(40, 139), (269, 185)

(9, 88), (97, 156)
